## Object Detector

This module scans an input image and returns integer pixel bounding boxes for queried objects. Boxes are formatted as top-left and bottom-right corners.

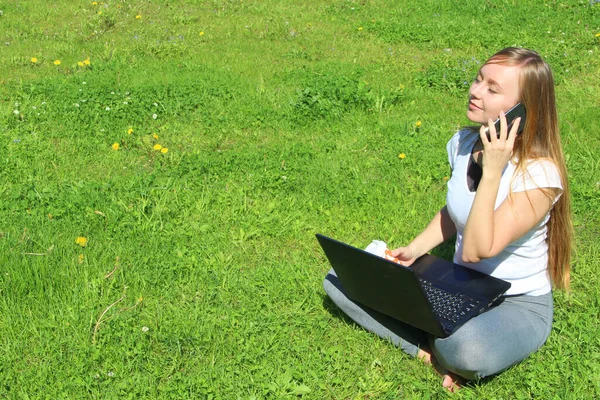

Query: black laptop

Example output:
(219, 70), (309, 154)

(317, 234), (511, 337)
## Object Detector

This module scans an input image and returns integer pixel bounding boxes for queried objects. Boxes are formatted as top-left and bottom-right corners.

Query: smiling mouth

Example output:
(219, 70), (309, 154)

(468, 101), (482, 111)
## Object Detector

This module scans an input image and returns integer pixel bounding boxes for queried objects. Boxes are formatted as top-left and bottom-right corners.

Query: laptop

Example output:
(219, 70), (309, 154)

(317, 234), (511, 337)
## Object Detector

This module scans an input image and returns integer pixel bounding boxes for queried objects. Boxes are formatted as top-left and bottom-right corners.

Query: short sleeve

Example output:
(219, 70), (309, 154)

(446, 131), (462, 171)
(512, 159), (563, 193)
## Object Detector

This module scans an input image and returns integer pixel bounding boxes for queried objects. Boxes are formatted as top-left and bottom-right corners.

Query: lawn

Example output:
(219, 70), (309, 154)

(0, 0), (599, 398)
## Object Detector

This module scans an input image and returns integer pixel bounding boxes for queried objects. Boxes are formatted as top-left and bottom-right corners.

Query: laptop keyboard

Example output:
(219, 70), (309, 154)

(419, 279), (481, 324)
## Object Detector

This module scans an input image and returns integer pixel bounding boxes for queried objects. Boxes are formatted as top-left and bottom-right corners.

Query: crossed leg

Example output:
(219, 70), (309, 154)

(323, 269), (552, 392)
(418, 349), (463, 392)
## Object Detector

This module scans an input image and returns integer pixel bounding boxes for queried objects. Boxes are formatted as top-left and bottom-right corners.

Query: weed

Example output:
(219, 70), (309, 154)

(0, 0), (598, 398)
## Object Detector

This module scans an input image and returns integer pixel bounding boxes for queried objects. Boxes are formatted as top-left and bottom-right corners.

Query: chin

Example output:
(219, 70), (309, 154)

(466, 110), (484, 125)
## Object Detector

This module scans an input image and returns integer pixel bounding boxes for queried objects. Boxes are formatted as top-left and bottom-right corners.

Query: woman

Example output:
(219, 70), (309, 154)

(323, 47), (572, 391)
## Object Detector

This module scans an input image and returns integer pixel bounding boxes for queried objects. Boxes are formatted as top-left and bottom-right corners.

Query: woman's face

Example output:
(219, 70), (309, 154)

(466, 63), (521, 125)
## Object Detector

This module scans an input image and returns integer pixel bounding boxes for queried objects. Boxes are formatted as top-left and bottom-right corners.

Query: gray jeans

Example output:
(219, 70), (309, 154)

(323, 268), (553, 381)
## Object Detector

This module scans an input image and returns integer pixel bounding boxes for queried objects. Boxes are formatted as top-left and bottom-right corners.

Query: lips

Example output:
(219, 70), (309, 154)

(468, 101), (483, 111)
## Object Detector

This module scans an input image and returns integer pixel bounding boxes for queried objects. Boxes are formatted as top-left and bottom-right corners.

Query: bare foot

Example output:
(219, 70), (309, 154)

(441, 372), (462, 393)
(417, 348), (432, 364)
(417, 349), (462, 392)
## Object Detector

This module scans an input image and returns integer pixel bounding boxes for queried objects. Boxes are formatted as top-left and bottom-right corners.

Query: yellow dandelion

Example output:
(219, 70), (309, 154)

(98, 11), (102, 15)
(398, 153), (406, 159)
(152, 133), (159, 140)
(78, 61), (84, 67)
(161, 147), (169, 154)
(83, 58), (90, 66)
(31, 57), (38, 63)
(153, 144), (162, 151)
(92, 1), (98, 5)
(135, 14), (142, 19)
(127, 127), (134, 135)
(75, 236), (88, 247)
(199, 31), (205, 36)
(112, 142), (120, 151)
(596, 32), (600, 37)
(415, 120), (422, 128)
(54, 60), (61, 66)
(358, 27), (363, 31)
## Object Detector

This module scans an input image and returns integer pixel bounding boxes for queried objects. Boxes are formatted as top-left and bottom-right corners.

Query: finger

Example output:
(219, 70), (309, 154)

(499, 110), (508, 140)
(390, 248), (402, 257)
(488, 117), (497, 141)
(396, 257), (414, 267)
(508, 117), (521, 138)
(392, 247), (413, 261)
(482, 119), (496, 144)
(479, 123), (489, 144)
(507, 117), (521, 147)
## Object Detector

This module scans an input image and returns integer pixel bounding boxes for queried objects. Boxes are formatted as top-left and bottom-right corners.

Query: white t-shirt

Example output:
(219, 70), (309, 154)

(445, 129), (563, 296)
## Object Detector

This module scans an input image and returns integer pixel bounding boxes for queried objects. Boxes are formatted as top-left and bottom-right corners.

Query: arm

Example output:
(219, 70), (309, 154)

(391, 206), (456, 266)
(461, 113), (554, 262)
(461, 186), (554, 263)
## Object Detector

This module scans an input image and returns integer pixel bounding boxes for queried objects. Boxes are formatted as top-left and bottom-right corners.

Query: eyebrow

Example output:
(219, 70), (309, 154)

(478, 71), (503, 91)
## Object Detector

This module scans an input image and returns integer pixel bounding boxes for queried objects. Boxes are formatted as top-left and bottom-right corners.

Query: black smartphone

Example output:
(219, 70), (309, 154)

(484, 102), (527, 140)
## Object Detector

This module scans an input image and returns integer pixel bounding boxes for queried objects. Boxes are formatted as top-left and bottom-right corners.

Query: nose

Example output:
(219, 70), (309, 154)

(469, 82), (484, 99)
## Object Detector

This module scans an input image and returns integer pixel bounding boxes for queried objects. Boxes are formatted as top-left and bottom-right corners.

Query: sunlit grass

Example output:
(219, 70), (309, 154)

(1, 0), (599, 397)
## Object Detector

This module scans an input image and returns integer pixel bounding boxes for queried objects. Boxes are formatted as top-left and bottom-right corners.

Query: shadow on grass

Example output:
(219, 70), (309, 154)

(318, 239), (503, 391)
(322, 284), (494, 390)
(320, 269), (429, 355)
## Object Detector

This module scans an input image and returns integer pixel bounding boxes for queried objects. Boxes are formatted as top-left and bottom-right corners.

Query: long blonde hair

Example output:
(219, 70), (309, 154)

(485, 47), (573, 290)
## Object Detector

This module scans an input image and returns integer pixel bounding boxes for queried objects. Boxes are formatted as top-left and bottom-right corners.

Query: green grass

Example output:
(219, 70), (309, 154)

(1, 0), (599, 398)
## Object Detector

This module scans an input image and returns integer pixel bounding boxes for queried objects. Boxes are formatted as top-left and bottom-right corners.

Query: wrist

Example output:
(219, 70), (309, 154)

(407, 242), (425, 259)
(481, 168), (503, 182)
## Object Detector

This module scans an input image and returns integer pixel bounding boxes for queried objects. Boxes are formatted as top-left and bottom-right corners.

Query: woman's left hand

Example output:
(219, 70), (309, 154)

(479, 112), (522, 175)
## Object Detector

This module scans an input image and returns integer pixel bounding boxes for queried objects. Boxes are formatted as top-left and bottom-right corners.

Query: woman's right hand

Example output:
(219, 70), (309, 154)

(389, 206), (455, 267)
(390, 246), (419, 267)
